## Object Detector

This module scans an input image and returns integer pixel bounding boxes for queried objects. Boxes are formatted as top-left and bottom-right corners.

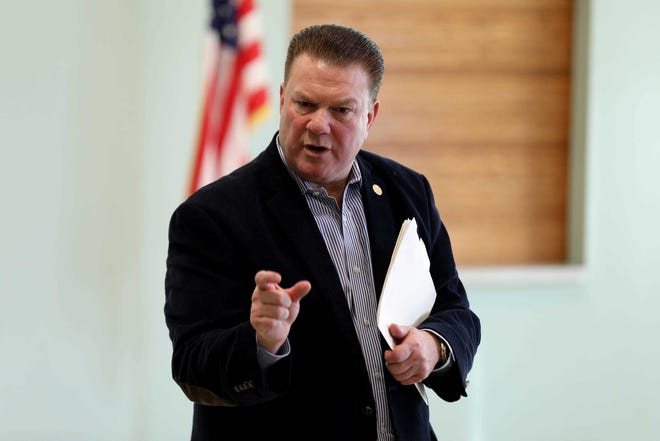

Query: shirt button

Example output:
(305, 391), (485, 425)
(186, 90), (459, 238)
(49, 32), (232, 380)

(374, 370), (382, 380)
(312, 191), (320, 196)
(363, 317), (370, 327)
(362, 406), (374, 417)
(353, 265), (361, 273)
(381, 424), (387, 434)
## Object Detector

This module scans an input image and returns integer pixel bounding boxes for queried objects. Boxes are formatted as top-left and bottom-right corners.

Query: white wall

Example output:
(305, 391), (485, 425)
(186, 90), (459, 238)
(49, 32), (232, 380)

(1, 0), (659, 440)
(1, 1), (147, 439)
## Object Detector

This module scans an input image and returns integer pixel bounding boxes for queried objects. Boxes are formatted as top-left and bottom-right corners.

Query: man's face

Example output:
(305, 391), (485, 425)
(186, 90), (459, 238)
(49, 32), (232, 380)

(278, 54), (379, 193)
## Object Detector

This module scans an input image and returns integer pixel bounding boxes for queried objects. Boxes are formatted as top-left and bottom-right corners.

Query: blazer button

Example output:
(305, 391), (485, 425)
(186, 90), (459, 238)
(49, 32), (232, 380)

(362, 406), (374, 417)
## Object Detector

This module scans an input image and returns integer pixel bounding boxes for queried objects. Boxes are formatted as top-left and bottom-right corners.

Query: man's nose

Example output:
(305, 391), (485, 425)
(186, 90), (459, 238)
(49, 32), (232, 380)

(306, 109), (331, 134)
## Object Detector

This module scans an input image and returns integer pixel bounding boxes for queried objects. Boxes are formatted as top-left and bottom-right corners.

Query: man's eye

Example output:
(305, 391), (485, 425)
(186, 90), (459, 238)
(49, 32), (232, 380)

(335, 107), (351, 114)
(295, 100), (312, 107)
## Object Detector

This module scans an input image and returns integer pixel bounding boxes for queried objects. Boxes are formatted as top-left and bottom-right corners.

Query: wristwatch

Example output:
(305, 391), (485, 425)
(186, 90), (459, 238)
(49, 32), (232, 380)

(438, 340), (448, 365)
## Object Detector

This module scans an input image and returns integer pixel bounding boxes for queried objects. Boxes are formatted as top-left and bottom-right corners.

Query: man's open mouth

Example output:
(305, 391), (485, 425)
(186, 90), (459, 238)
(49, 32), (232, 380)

(305, 144), (328, 153)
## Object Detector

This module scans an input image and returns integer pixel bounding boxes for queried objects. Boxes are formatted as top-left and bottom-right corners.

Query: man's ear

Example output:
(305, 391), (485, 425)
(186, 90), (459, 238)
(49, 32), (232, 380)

(367, 100), (380, 129)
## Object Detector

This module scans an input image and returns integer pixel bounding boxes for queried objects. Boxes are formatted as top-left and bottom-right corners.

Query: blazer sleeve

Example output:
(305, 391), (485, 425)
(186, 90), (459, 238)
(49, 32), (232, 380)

(416, 176), (481, 402)
(164, 200), (291, 407)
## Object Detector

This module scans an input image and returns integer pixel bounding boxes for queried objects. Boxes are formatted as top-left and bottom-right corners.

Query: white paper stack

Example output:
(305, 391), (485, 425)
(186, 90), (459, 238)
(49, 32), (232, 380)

(376, 218), (437, 403)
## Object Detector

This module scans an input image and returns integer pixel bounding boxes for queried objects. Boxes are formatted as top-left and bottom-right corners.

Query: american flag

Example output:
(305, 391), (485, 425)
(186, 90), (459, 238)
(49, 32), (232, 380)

(189, 0), (269, 194)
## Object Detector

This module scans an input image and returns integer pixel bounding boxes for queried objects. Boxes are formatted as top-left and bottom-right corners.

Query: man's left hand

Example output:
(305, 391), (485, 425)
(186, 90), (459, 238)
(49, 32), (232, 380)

(384, 324), (441, 385)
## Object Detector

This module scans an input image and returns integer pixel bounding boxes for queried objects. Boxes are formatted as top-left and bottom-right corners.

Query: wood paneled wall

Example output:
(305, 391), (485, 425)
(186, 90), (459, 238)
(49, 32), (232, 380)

(293, 0), (573, 265)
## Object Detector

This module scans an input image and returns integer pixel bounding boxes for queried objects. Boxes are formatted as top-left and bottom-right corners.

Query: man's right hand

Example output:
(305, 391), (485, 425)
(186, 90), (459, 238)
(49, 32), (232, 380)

(250, 270), (311, 354)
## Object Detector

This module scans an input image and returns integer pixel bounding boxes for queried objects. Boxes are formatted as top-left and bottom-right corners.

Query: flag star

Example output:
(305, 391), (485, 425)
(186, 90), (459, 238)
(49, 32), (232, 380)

(222, 23), (237, 40)
(217, 3), (232, 18)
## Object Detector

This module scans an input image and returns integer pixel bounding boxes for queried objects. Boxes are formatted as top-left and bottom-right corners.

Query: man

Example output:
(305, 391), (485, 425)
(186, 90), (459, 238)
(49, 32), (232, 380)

(165, 24), (480, 440)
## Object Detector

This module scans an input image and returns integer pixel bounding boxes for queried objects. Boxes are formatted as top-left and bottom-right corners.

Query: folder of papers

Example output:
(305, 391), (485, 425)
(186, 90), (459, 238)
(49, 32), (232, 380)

(376, 218), (436, 403)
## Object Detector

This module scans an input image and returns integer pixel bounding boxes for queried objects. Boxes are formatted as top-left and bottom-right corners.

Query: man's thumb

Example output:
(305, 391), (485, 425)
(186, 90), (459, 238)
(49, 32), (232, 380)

(287, 280), (311, 303)
(388, 323), (410, 340)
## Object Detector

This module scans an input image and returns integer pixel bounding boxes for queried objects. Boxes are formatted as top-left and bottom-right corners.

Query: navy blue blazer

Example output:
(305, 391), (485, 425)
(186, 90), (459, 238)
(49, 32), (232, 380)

(165, 134), (480, 440)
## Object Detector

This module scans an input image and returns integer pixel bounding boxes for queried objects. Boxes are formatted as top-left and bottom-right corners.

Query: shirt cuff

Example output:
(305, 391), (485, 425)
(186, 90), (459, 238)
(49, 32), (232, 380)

(420, 329), (454, 374)
(256, 338), (291, 370)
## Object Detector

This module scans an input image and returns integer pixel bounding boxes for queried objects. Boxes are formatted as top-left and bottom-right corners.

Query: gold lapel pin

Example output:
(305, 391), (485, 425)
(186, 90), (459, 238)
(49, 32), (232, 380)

(372, 184), (383, 196)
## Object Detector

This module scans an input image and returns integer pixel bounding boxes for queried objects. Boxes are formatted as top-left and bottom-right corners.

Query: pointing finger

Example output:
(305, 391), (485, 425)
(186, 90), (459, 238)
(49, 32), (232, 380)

(287, 281), (311, 303)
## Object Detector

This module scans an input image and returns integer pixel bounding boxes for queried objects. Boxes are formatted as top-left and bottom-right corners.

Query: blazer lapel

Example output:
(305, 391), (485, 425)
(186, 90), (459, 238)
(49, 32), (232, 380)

(267, 186), (338, 285)
(357, 156), (400, 300)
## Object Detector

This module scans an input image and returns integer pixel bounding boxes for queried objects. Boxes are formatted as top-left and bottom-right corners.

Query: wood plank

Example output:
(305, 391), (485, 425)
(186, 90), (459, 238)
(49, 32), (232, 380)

(368, 72), (571, 147)
(294, 0), (573, 73)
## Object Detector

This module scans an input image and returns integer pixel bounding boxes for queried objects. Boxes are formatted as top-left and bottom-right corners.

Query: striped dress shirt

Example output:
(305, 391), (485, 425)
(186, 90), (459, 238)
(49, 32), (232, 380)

(277, 141), (396, 440)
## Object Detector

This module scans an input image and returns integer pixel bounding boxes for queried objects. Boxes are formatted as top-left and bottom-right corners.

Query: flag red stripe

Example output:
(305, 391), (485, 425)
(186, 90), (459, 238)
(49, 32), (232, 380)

(209, 54), (245, 180)
(189, 59), (221, 194)
(247, 87), (268, 115)
(240, 40), (261, 66)
(237, 0), (255, 18)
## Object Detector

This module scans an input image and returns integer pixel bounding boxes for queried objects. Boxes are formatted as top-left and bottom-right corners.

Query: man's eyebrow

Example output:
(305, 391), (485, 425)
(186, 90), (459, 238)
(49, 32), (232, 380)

(291, 92), (359, 108)
(333, 98), (358, 107)
(291, 91), (309, 99)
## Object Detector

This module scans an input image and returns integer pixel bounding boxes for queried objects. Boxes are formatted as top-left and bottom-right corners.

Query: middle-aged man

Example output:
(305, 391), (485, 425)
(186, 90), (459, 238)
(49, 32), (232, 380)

(165, 24), (481, 441)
